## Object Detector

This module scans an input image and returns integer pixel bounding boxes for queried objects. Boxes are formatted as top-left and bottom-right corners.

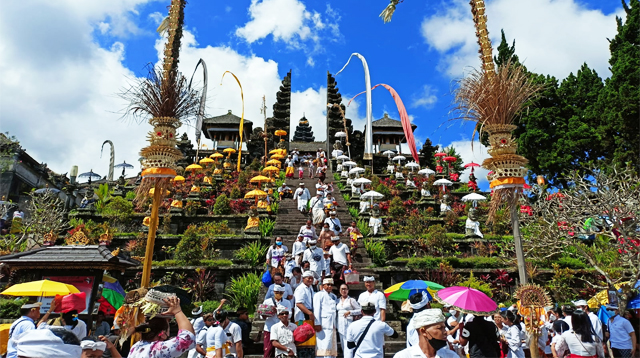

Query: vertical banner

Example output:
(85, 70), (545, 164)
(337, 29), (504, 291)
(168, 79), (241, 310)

(220, 71), (245, 172)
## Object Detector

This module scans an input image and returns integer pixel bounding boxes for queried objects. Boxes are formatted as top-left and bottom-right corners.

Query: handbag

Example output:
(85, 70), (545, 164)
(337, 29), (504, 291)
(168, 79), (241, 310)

(293, 322), (315, 344)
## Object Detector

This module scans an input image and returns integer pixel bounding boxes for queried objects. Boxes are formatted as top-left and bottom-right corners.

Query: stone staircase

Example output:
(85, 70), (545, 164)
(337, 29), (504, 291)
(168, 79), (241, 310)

(246, 166), (407, 357)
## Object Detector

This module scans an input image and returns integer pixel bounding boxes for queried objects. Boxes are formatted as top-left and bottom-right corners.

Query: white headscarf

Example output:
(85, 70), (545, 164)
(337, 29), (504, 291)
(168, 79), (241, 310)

(413, 309), (446, 329)
(17, 329), (82, 358)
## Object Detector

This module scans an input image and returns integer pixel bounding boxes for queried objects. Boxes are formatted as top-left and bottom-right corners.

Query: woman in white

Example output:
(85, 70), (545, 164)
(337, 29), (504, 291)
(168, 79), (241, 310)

(335, 283), (362, 358)
(266, 238), (288, 274)
(313, 278), (338, 358)
(561, 311), (604, 358)
(502, 310), (525, 358)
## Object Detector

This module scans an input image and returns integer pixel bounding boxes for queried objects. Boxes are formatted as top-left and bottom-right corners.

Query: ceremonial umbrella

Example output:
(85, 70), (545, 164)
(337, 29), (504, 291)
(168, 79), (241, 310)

(266, 159), (281, 167)
(172, 175), (185, 183)
(199, 157), (215, 166)
(223, 148), (236, 158)
(434, 152), (447, 159)
(335, 131), (347, 138)
(405, 161), (420, 172)
(384, 280), (445, 301)
(337, 155), (350, 161)
(461, 193), (487, 207)
(262, 166), (280, 173)
(353, 178), (372, 192)
(361, 190), (384, 206)
(434, 178), (453, 191)
(464, 162), (480, 173)
(434, 286), (499, 315)
(349, 167), (365, 178)
(250, 175), (271, 189)
(393, 155), (406, 162)
(185, 163), (203, 173)
(382, 150), (395, 158)
(210, 152), (224, 159)
(342, 161), (357, 167)
(418, 168), (435, 176)
(34, 187), (61, 195)
(78, 170), (101, 184)
(1, 280), (80, 297)
(245, 189), (268, 205)
(271, 154), (285, 160)
(114, 161), (135, 176)
(269, 149), (282, 154)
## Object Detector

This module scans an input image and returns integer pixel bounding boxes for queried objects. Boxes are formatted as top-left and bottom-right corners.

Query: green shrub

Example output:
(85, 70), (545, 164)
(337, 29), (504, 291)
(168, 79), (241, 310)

(0, 297), (29, 318)
(125, 191), (136, 200)
(357, 218), (370, 237)
(395, 183), (406, 190)
(454, 183), (470, 192)
(213, 194), (231, 215)
(226, 273), (261, 314)
(238, 170), (252, 188)
(423, 224), (455, 255)
(175, 225), (203, 266)
(199, 221), (233, 236)
(93, 183), (112, 214)
(342, 194), (351, 202)
(406, 257), (443, 269)
(375, 184), (391, 198)
(230, 186), (242, 199)
(154, 259), (233, 268)
(334, 173), (341, 181)
(556, 256), (587, 269)
(348, 207), (359, 220)
(259, 218), (276, 237)
(102, 196), (134, 222)
(364, 239), (387, 267)
(234, 241), (269, 266)
(388, 196), (405, 218)
(457, 272), (492, 297)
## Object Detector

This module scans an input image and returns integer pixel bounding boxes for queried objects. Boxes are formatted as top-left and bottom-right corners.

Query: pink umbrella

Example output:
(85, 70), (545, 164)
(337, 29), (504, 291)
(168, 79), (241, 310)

(434, 286), (499, 315)
(464, 162), (480, 173)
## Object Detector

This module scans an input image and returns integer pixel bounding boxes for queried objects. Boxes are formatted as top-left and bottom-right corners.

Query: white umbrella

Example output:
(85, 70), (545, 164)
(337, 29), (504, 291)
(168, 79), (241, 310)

(434, 178), (453, 191)
(418, 168), (436, 176)
(337, 155), (350, 160)
(361, 190), (385, 206)
(349, 167), (365, 178)
(335, 131), (347, 138)
(342, 161), (357, 167)
(405, 161), (420, 172)
(461, 193), (487, 207)
(353, 177), (372, 191)
(393, 155), (406, 162)
(382, 150), (395, 158)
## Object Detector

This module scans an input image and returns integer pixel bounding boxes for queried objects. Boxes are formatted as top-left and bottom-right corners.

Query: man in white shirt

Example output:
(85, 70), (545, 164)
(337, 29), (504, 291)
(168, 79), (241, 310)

(573, 299), (603, 340)
(278, 184), (292, 199)
(358, 276), (387, 321)
(293, 183), (311, 213)
(314, 278), (339, 358)
(220, 311), (243, 358)
(292, 235), (307, 265)
(329, 236), (352, 284)
(265, 273), (294, 301)
(6, 302), (44, 358)
(393, 309), (459, 358)
(294, 271), (316, 323)
(299, 220), (318, 242)
(324, 211), (342, 235)
(346, 302), (397, 358)
(190, 313), (214, 358)
(310, 192), (326, 226)
(270, 305), (298, 358)
(262, 285), (292, 358)
(302, 239), (326, 281)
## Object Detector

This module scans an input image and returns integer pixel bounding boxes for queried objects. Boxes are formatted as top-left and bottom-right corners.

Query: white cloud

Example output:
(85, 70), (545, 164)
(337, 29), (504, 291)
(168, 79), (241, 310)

(448, 139), (491, 190)
(0, 0), (155, 180)
(411, 85), (438, 109)
(225, 6), (232, 13)
(421, 0), (623, 79)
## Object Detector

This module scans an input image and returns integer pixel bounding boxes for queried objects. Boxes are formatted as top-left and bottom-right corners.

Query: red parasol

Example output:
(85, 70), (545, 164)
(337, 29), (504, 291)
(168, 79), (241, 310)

(465, 162), (480, 173)
(434, 152), (447, 158)
(443, 156), (457, 163)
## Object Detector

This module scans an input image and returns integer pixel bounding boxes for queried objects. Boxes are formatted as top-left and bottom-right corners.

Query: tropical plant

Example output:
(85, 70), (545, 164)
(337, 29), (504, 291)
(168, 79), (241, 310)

(388, 196), (405, 218)
(269, 201), (279, 214)
(93, 183), (112, 214)
(102, 196), (134, 223)
(342, 194), (351, 202)
(184, 200), (202, 216)
(348, 207), (359, 220)
(225, 273), (261, 314)
(175, 225), (203, 266)
(125, 191), (137, 200)
(0, 298), (29, 319)
(234, 241), (269, 266)
(356, 218), (370, 237)
(457, 272), (492, 297)
(213, 194), (231, 215)
(230, 186), (242, 199)
(334, 173), (341, 181)
(364, 238), (387, 267)
(187, 268), (216, 302)
(259, 218), (276, 237)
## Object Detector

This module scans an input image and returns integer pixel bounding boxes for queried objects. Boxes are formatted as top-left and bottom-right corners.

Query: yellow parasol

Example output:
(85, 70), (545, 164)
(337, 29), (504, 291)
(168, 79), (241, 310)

(185, 163), (203, 172)
(269, 149), (282, 154)
(172, 175), (185, 182)
(270, 154), (285, 160)
(250, 175), (271, 184)
(244, 189), (268, 199)
(199, 157), (215, 165)
(1, 280), (80, 297)
(223, 148), (236, 155)
(266, 159), (281, 166)
(149, 188), (170, 196)
(210, 152), (224, 159)
(262, 166), (280, 173)
(275, 130), (287, 137)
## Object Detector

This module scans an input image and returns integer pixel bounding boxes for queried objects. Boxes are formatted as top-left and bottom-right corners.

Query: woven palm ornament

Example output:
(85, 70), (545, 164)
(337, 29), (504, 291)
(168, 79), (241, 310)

(455, 0), (540, 223)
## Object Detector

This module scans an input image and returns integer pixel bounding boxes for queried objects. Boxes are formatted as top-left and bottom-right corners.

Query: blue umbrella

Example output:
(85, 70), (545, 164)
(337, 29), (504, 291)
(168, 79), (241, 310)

(597, 305), (612, 325)
(78, 170), (101, 184)
(114, 161), (134, 176)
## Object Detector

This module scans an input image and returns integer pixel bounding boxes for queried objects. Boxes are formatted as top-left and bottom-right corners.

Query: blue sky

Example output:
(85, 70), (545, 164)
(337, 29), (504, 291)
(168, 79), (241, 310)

(0, 0), (623, 188)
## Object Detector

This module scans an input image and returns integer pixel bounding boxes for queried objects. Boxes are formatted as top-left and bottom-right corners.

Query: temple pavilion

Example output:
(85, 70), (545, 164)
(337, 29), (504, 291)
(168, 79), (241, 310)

(201, 110), (253, 151)
(365, 113), (417, 154)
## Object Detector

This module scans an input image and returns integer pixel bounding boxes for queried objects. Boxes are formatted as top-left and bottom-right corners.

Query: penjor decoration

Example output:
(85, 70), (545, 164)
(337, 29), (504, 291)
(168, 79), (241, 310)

(121, 0), (198, 288)
(220, 71), (245, 172)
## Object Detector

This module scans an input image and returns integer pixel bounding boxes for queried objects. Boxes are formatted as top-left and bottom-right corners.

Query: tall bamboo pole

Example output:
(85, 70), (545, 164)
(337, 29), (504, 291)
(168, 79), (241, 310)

(141, 181), (162, 288)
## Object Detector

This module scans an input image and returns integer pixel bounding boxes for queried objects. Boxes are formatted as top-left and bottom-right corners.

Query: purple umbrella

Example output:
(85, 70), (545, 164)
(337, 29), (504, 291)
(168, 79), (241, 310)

(434, 286), (499, 315)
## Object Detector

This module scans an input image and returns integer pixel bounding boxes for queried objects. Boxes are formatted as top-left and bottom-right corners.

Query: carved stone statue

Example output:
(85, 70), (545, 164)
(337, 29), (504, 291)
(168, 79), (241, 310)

(245, 205), (260, 231)
(369, 204), (383, 236)
(421, 182), (431, 198)
(333, 140), (343, 151)
(439, 194), (452, 215)
(465, 207), (483, 238)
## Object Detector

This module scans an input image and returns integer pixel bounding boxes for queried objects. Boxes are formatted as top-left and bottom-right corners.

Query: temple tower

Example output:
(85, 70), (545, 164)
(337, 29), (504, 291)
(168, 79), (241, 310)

(292, 115), (315, 142)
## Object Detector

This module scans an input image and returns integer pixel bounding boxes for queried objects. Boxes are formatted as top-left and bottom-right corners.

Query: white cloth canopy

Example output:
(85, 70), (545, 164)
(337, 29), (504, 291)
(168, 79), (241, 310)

(361, 190), (384, 199)
(405, 161), (420, 168)
(382, 150), (395, 156)
(418, 168), (436, 175)
(337, 155), (350, 160)
(461, 193), (486, 202)
(335, 131), (347, 138)
(393, 155), (406, 161)
(342, 161), (357, 167)
(433, 179), (453, 186)
(349, 167), (365, 174)
(353, 178), (372, 185)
